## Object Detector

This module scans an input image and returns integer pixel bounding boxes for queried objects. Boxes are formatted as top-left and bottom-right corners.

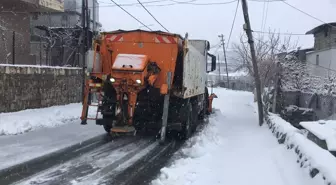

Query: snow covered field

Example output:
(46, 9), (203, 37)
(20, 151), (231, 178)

(153, 88), (324, 185)
(0, 103), (97, 135)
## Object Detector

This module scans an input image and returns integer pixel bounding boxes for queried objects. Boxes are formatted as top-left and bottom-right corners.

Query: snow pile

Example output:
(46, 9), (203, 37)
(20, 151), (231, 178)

(267, 113), (336, 184)
(152, 111), (224, 185)
(0, 103), (97, 135)
(300, 121), (336, 152)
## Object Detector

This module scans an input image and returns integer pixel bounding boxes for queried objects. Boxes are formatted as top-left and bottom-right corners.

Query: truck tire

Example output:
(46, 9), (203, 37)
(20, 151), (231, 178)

(181, 102), (192, 140)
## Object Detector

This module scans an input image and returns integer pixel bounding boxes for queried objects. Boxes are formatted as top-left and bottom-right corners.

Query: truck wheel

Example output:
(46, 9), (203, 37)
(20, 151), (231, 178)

(181, 102), (192, 140)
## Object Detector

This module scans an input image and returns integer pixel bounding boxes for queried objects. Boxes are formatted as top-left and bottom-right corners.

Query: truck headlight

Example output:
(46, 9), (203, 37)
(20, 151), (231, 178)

(110, 78), (116, 83)
(135, 79), (142, 84)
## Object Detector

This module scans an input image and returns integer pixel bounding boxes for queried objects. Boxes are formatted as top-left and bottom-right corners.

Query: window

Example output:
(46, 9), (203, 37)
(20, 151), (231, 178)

(316, 54), (319, 65)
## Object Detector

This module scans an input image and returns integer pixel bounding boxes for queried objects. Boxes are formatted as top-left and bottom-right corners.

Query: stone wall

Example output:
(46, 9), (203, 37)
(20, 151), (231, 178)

(0, 65), (83, 113)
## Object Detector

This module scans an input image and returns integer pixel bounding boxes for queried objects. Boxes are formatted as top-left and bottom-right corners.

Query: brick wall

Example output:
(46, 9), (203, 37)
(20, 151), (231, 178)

(0, 65), (83, 113)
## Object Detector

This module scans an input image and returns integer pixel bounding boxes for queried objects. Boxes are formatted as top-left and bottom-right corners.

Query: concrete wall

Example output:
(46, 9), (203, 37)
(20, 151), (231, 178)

(0, 7), (33, 65)
(314, 28), (336, 51)
(0, 65), (83, 113)
(306, 48), (336, 78)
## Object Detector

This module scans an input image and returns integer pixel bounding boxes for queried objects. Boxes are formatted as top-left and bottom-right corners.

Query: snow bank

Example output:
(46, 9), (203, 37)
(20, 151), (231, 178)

(267, 113), (336, 184)
(300, 121), (336, 151)
(152, 111), (224, 185)
(0, 103), (97, 135)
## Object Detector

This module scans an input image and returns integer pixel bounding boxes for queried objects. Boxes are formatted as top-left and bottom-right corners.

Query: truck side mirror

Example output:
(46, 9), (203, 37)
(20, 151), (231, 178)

(211, 55), (216, 71)
(207, 53), (216, 73)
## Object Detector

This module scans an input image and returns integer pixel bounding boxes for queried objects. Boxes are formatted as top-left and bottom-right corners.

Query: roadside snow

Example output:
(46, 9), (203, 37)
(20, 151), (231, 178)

(268, 114), (336, 183)
(0, 103), (97, 135)
(300, 121), (336, 151)
(152, 89), (321, 185)
(0, 121), (103, 170)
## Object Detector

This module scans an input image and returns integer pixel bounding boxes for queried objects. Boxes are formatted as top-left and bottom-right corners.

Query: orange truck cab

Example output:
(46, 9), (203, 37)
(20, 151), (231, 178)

(81, 30), (217, 142)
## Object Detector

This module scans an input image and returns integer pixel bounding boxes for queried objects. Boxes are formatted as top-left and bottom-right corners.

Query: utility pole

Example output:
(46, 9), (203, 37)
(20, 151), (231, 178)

(80, 0), (87, 102)
(219, 34), (230, 89)
(241, 0), (264, 126)
(93, 0), (97, 37)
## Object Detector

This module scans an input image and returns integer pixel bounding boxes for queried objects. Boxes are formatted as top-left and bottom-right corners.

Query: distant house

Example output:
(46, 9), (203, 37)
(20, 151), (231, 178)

(306, 23), (336, 77)
(0, 0), (64, 65)
(30, 0), (102, 66)
(277, 48), (314, 62)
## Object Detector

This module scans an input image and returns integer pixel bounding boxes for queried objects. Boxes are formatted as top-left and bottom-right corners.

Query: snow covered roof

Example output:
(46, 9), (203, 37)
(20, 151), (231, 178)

(300, 121), (336, 151)
(306, 22), (336, 34)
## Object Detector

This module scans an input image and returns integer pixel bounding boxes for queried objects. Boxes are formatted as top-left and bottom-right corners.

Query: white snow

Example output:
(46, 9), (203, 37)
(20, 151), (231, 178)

(152, 89), (323, 185)
(0, 120), (103, 170)
(0, 103), (97, 135)
(300, 121), (336, 151)
(268, 114), (336, 184)
(112, 54), (147, 70)
(0, 63), (81, 69)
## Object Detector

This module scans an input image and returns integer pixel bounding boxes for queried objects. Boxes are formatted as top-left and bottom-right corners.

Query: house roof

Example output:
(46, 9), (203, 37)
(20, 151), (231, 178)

(306, 22), (336, 34)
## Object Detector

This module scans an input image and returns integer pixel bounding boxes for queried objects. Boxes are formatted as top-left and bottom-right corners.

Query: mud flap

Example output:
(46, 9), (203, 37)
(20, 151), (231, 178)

(160, 72), (172, 144)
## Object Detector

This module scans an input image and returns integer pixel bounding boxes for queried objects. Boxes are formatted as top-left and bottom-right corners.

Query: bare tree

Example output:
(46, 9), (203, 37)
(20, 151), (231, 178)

(232, 31), (298, 90)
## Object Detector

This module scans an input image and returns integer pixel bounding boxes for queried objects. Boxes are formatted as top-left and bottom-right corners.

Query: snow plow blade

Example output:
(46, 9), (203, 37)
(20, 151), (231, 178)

(111, 126), (136, 133)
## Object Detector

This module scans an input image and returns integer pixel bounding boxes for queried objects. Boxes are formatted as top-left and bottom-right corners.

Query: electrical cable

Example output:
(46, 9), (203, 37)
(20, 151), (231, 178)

(282, 1), (336, 29)
(252, 30), (308, 36)
(136, 0), (169, 32)
(226, 0), (239, 49)
(262, 0), (269, 31)
(109, 0), (153, 31)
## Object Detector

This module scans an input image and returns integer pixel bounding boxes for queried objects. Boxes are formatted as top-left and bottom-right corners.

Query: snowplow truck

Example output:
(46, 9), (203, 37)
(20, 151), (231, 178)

(81, 30), (217, 142)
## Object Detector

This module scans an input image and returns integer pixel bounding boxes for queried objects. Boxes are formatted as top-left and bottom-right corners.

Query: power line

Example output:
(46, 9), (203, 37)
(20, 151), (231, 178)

(282, 1), (336, 29)
(67, 0), (284, 10)
(260, 0), (266, 31)
(109, 0), (153, 31)
(252, 30), (308, 36)
(136, 0), (169, 32)
(262, 0), (269, 31)
(226, 0), (239, 49)
(170, 0), (237, 5)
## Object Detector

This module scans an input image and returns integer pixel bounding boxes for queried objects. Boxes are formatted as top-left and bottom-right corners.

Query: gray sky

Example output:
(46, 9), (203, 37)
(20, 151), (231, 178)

(98, 0), (336, 57)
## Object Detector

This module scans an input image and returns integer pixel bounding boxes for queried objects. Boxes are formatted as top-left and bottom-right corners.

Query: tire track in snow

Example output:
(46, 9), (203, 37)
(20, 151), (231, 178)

(12, 136), (147, 185)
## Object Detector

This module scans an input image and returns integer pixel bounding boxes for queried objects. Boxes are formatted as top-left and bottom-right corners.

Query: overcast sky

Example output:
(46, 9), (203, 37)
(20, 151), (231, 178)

(98, 0), (336, 58)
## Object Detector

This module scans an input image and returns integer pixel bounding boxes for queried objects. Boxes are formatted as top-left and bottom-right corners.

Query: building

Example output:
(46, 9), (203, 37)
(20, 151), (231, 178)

(306, 23), (336, 77)
(0, 0), (64, 65)
(30, 0), (102, 66)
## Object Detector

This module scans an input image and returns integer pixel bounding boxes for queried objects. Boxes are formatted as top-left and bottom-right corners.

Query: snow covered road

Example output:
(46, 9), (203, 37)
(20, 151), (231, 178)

(0, 103), (103, 171)
(153, 89), (323, 185)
